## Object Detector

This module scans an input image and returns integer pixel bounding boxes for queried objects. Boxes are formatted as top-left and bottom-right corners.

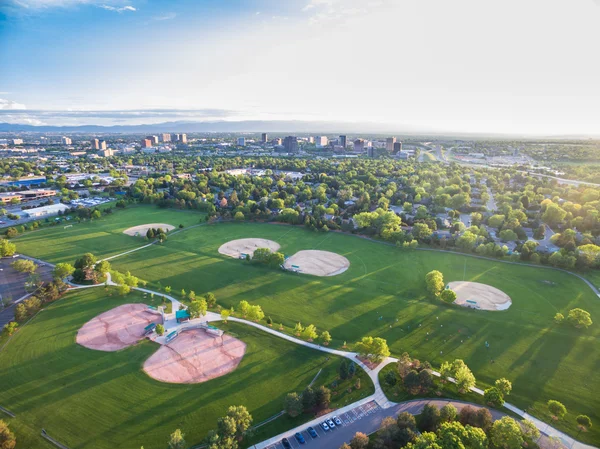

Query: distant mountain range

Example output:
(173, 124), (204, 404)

(0, 120), (434, 135)
(0, 121), (597, 139)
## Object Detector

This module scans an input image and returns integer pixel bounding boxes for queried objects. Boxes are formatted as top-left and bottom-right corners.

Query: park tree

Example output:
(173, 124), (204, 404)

(302, 386), (316, 411)
(521, 419), (540, 440)
(239, 300), (250, 318)
(483, 387), (504, 408)
(577, 415), (592, 432)
(412, 223), (432, 240)
(0, 420), (16, 449)
(14, 303), (27, 322)
(405, 432), (440, 449)
(567, 308), (592, 328)
(189, 299), (208, 318)
(356, 336), (390, 363)
(454, 364), (476, 393)
(234, 211), (245, 221)
(155, 324), (165, 336)
(440, 289), (456, 304)
(224, 405), (253, 440)
(220, 309), (230, 323)
(204, 292), (217, 308)
(95, 260), (111, 275)
(440, 404), (457, 423)
(0, 239), (16, 257)
(247, 304), (264, 322)
(4, 228), (18, 239)
(554, 313), (565, 324)
(11, 259), (37, 273)
(188, 290), (196, 301)
(490, 417), (523, 449)
(425, 270), (444, 296)
(294, 322), (304, 336)
(373, 416), (401, 449)
(168, 429), (186, 449)
(543, 203), (567, 225)
(437, 421), (487, 449)
(495, 378), (512, 396)
(499, 229), (518, 242)
(53, 262), (75, 280)
(548, 400), (567, 420)
(418, 404), (441, 433)
(117, 284), (131, 296)
(314, 385), (331, 409)
(349, 432), (369, 449)
(284, 392), (303, 417)
(2, 322), (17, 337)
(302, 324), (318, 341)
(164, 286), (172, 294)
(320, 330), (332, 345)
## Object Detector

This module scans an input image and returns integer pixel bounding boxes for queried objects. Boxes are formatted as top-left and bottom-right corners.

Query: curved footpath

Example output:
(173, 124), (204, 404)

(14, 229), (600, 449)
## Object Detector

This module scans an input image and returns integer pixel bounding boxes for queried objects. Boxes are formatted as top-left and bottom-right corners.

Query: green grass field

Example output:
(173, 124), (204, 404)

(105, 220), (600, 444)
(11, 207), (600, 444)
(11, 205), (205, 264)
(0, 288), (373, 449)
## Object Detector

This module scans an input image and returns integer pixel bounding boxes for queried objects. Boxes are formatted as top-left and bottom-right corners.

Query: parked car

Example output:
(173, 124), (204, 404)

(294, 433), (305, 444)
(333, 416), (342, 426)
(307, 427), (318, 438)
(327, 419), (336, 429)
(282, 438), (291, 449)
(321, 421), (330, 431)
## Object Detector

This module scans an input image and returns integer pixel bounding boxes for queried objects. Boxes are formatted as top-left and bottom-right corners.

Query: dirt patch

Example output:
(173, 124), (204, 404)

(143, 329), (246, 384)
(77, 303), (162, 351)
(218, 238), (280, 258)
(283, 250), (350, 276)
(123, 223), (175, 237)
(447, 281), (512, 311)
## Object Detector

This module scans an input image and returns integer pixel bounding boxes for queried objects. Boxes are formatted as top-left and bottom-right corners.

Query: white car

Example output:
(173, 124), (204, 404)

(321, 421), (329, 431)
(327, 419), (335, 429)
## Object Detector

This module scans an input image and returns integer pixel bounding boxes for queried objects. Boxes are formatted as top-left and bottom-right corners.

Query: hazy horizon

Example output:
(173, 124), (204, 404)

(1, 0), (599, 136)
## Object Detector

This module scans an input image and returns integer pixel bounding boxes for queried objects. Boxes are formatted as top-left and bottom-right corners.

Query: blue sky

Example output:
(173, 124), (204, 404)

(1, 0), (599, 136)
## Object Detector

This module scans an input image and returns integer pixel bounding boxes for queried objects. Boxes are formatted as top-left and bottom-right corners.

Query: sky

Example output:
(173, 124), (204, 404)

(0, 0), (599, 136)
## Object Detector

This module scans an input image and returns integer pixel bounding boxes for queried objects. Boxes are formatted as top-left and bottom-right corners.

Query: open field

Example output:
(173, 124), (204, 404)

(104, 221), (600, 444)
(11, 206), (204, 264)
(0, 288), (372, 449)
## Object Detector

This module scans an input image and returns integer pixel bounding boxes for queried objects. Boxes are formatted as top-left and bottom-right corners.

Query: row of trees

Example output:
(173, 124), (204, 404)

(284, 385), (332, 418)
(250, 247), (285, 268)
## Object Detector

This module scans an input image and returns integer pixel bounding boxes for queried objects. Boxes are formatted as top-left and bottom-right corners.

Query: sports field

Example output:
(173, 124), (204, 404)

(0, 288), (373, 449)
(10, 206), (204, 264)
(11, 208), (600, 444)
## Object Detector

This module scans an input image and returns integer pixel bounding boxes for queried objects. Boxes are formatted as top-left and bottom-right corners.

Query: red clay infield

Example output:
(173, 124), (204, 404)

(143, 329), (246, 384)
(76, 303), (162, 352)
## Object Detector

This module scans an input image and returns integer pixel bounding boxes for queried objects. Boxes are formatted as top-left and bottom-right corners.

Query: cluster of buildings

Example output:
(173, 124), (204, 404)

(141, 133), (187, 148)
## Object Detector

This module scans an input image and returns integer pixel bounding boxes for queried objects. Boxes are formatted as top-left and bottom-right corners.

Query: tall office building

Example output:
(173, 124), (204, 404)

(180, 134), (187, 144)
(272, 138), (282, 145)
(171, 133), (180, 142)
(61, 136), (72, 145)
(261, 133), (268, 143)
(99, 140), (107, 150)
(141, 138), (152, 148)
(393, 141), (403, 154)
(147, 135), (159, 145)
(92, 138), (100, 150)
(367, 147), (375, 158)
(237, 137), (246, 146)
(308, 136), (314, 144)
(283, 136), (299, 153)
(386, 137), (396, 153)
(161, 133), (171, 142)
(339, 135), (347, 148)
(353, 139), (365, 152)
(316, 136), (328, 147)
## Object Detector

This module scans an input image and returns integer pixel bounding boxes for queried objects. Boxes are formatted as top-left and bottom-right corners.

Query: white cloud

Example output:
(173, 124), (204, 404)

(99, 4), (136, 12)
(153, 12), (176, 21)
(0, 99), (26, 110)
(9, 0), (134, 10)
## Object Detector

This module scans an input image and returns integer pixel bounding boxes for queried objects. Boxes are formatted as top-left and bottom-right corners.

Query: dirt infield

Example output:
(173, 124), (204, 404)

(76, 304), (162, 351)
(143, 329), (246, 384)
(447, 281), (512, 311)
(218, 238), (281, 258)
(283, 250), (350, 276)
(123, 223), (175, 237)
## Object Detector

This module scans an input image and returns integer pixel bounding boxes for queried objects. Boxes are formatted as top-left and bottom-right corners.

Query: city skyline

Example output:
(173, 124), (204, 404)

(1, 0), (599, 136)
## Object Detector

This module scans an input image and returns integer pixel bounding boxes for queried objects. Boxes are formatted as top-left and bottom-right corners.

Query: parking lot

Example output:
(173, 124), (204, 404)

(265, 401), (381, 449)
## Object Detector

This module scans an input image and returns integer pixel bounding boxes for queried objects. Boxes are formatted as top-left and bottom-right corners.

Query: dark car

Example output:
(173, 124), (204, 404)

(282, 437), (292, 449)
(307, 427), (318, 438)
(295, 432), (306, 444)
